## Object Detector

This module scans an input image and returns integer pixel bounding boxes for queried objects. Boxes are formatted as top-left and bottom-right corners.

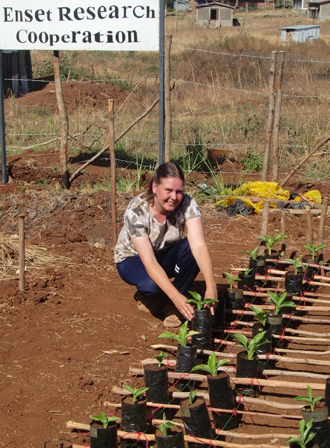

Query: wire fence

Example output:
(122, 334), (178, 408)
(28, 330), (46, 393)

(2, 39), (330, 184)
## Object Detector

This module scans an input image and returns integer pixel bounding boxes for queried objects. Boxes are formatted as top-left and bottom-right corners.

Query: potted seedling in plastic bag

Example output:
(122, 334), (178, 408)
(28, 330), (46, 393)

(303, 242), (327, 280)
(225, 272), (244, 312)
(144, 352), (169, 419)
(180, 389), (215, 448)
(121, 385), (149, 448)
(243, 246), (265, 275)
(90, 412), (120, 448)
(285, 256), (304, 295)
(191, 353), (237, 430)
(158, 321), (200, 391)
(259, 234), (287, 271)
(286, 418), (315, 448)
(250, 305), (272, 371)
(231, 331), (270, 397)
(267, 291), (296, 339)
(186, 291), (218, 351)
(238, 267), (256, 292)
(294, 385), (330, 448)
(155, 413), (185, 448)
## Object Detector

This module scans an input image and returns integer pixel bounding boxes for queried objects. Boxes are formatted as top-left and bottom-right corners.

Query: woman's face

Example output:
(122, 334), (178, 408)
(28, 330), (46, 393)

(152, 176), (184, 214)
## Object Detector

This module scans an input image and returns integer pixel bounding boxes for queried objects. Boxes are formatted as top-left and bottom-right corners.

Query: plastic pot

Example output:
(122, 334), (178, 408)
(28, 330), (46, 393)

(207, 372), (238, 430)
(175, 344), (197, 391)
(191, 308), (213, 351)
(44, 441), (72, 448)
(144, 364), (169, 419)
(225, 289), (244, 311)
(301, 404), (330, 448)
(238, 271), (256, 292)
(155, 428), (185, 448)
(303, 254), (321, 281)
(326, 378), (330, 416)
(180, 397), (215, 448)
(285, 272), (304, 295)
(213, 295), (225, 330)
(235, 351), (259, 398)
(267, 313), (283, 335)
(249, 255), (265, 275)
(90, 421), (118, 448)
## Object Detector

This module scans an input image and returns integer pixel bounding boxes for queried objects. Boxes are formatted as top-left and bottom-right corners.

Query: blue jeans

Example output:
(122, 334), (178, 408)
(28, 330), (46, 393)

(116, 238), (199, 297)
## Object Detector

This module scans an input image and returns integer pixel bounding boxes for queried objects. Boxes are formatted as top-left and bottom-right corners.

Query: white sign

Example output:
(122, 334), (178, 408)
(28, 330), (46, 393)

(0, 0), (159, 51)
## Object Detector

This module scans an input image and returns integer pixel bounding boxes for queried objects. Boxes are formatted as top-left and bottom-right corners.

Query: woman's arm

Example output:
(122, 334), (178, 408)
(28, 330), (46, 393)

(186, 216), (218, 314)
(131, 235), (195, 321)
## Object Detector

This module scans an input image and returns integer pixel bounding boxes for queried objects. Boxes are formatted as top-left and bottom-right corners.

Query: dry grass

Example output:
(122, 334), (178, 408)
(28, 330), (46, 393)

(5, 10), (330, 180)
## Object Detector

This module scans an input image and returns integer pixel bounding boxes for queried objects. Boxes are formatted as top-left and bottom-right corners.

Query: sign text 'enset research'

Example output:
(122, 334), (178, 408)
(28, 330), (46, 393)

(0, 0), (159, 51)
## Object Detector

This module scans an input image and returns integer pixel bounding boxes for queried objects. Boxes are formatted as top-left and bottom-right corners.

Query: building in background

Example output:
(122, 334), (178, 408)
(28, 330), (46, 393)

(195, 2), (234, 27)
(307, 0), (330, 19)
(280, 24), (320, 42)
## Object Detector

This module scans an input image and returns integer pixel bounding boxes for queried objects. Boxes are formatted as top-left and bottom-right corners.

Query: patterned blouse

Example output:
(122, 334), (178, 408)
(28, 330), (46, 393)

(114, 192), (201, 264)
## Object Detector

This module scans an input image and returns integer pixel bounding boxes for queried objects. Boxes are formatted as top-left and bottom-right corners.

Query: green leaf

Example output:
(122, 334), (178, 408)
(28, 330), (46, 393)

(155, 351), (168, 367)
(231, 333), (248, 350)
(124, 385), (135, 395)
(243, 246), (259, 260)
(189, 389), (198, 405)
(191, 363), (214, 375)
(158, 331), (182, 345)
(91, 412), (120, 429)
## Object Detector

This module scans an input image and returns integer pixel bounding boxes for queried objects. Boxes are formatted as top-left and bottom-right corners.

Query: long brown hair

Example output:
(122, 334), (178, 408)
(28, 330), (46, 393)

(142, 162), (185, 204)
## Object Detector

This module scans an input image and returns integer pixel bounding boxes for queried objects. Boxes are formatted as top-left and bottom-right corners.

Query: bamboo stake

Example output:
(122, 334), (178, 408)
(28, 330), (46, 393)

(271, 51), (285, 182)
(103, 401), (303, 421)
(232, 320), (330, 338)
(108, 99), (117, 247)
(151, 343), (330, 369)
(229, 308), (330, 324)
(262, 51), (277, 182)
(306, 208), (313, 244)
(53, 50), (69, 189)
(281, 210), (286, 236)
(164, 35), (172, 162)
(280, 136), (330, 187)
(19, 214), (25, 292)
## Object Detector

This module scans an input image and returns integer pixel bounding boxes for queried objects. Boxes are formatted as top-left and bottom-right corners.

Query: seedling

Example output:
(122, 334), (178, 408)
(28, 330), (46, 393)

(90, 412), (120, 429)
(186, 291), (218, 310)
(286, 256), (304, 275)
(157, 412), (177, 436)
(231, 331), (270, 360)
(124, 385), (149, 403)
(225, 272), (241, 290)
(286, 418), (314, 448)
(250, 305), (269, 330)
(155, 351), (168, 367)
(191, 352), (230, 376)
(304, 242), (327, 260)
(294, 385), (323, 412)
(242, 246), (259, 260)
(189, 389), (198, 405)
(267, 291), (296, 315)
(239, 267), (253, 276)
(158, 321), (200, 347)
(258, 234), (287, 255)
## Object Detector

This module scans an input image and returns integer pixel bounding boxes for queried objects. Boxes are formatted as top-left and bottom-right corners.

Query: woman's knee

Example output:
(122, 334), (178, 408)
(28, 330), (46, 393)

(138, 278), (161, 297)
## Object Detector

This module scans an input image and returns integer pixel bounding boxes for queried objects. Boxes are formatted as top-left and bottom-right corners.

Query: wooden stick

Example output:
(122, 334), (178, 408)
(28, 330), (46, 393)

(19, 214), (25, 292)
(229, 308), (330, 324)
(262, 50), (277, 182)
(53, 50), (69, 189)
(319, 196), (329, 277)
(269, 209), (322, 215)
(280, 136), (330, 187)
(259, 200), (270, 255)
(231, 321), (330, 338)
(164, 35), (172, 162)
(271, 51), (285, 182)
(306, 208), (313, 244)
(281, 210), (286, 236)
(108, 99), (117, 247)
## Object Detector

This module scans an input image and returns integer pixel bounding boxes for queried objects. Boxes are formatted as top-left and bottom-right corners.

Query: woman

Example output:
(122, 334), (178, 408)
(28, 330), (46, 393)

(115, 162), (217, 327)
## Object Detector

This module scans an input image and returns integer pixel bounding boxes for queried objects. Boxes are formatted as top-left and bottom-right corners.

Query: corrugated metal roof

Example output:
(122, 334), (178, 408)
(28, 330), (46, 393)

(196, 2), (234, 8)
(281, 24), (321, 30)
(307, 0), (330, 4)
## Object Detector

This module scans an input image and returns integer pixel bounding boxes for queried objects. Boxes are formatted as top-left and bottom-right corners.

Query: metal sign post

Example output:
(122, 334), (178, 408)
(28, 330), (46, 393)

(0, 51), (7, 185)
(158, 0), (165, 165)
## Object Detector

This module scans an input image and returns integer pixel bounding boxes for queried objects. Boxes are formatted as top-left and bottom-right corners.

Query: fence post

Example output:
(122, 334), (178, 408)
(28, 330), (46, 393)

(262, 51), (277, 181)
(245, 3), (248, 33)
(0, 51), (7, 185)
(271, 51), (285, 182)
(108, 99), (117, 248)
(164, 35), (172, 163)
(53, 50), (69, 189)
(19, 214), (25, 292)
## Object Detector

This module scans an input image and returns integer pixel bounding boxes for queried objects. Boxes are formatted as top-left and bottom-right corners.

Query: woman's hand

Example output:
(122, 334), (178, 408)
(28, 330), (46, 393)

(204, 286), (218, 316)
(171, 294), (195, 321)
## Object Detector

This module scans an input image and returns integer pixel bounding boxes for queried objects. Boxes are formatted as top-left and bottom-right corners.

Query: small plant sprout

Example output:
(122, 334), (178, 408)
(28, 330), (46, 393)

(158, 321), (200, 347)
(242, 246), (259, 260)
(267, 291), (296, 315)
(157, 412), (177, 436)
(189, 389), (198, 405)
(286, 255), (304, 275)
(91, 412), (120, 429)
(304, 242), (328, 260)
(124, 385), (149, 403)
(231, 331), (270, 360)
(258, 234), (287, 255)
(240, 267), (253, 276)
(293, 385), (323, 412)
(286, 418), (314, 448)
(225, 272), (241, 290)
(250, 305), (269, 330)
(155, 351), (168, 367)
(191, 352), (230, 376)
(186, 291), (218, 310)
